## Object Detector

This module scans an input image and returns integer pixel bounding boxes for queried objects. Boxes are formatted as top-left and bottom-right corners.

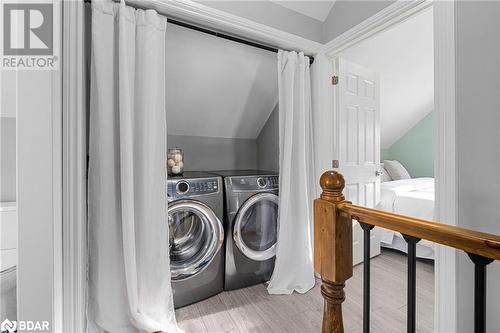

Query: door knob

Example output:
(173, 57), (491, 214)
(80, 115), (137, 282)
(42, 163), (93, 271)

(375, 170), (382, 177)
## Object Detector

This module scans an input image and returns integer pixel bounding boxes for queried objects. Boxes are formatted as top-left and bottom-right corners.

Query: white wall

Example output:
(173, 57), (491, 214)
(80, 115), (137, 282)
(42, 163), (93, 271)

(1, 71), (17, 202)
(200, 1), (323, 43)
(165, 23), (278, 140)
(323, 0), (395, 43)
(455, 2), (500, 331)
(200, 1), (397, 44)
(1, 71), (16, 117)
(0, 117), (16, 202)
(167, 135), (258, 171)
(16, 68), (62, 331)
(257, 104), (279, 172)
(202, 0), (397, 45)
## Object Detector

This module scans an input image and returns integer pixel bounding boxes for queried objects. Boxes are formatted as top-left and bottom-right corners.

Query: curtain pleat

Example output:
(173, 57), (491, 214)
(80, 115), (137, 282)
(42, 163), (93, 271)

(88, 1), (181, 332)
(267, 50), (316, 295)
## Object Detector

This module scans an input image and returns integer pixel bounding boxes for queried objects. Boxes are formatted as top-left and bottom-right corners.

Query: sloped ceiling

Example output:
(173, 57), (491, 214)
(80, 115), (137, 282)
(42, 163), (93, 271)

(269, 1), (336, 22)
(165, 23), (278, 139)
(339, 7), (434, 149)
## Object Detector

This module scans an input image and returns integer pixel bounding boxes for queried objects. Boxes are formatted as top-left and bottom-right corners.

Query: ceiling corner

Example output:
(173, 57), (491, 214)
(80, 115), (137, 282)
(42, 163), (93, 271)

(269, 0), (337, 22)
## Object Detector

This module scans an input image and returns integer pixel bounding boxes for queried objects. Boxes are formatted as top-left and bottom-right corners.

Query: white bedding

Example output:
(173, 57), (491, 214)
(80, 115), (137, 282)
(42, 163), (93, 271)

(376, 178), (435, 259)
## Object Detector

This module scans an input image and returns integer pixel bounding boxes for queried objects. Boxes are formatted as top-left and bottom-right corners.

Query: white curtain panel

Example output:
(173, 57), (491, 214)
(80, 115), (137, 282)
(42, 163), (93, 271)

(88, 1), (181, 332)
(268, 50), (316, 294)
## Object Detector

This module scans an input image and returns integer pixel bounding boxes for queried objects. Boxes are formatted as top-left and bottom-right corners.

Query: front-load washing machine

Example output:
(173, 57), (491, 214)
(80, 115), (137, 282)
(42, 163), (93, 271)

(167, 172), (224, 308)
(210, 170), (279, 291)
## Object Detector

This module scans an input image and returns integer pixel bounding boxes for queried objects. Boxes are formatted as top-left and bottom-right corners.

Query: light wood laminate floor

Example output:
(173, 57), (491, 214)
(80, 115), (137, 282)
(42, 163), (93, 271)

(176, 249), (434, 333)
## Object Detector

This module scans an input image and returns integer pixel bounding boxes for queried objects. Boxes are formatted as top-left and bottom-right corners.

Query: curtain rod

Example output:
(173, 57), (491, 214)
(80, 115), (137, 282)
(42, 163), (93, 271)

(85, 0), (315, 64)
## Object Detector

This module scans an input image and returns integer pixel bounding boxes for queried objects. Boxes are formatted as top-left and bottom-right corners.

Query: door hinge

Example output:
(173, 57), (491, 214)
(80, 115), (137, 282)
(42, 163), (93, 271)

(331, 75), (339, 85)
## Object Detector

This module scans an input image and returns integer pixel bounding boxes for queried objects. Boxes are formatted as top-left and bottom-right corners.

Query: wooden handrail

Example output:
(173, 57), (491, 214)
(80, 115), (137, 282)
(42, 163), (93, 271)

(314, 170), (500, 333)
(339, 203), (500, 260)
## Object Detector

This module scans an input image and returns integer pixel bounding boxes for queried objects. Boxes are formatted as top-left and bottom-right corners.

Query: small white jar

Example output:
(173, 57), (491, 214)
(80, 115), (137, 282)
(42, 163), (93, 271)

(167, 148), (184, 176)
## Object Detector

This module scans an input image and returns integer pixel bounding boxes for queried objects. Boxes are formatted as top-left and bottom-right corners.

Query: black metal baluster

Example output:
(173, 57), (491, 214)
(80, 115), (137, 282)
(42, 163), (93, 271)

(402, 235), (421, 333)
(359, 223), (375, 333)
(467, 253), (494, 333)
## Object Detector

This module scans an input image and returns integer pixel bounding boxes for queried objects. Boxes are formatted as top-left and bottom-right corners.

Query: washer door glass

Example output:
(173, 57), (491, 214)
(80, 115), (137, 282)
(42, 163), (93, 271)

(168, 200), (223, 280)
(233, 193), (278, 261)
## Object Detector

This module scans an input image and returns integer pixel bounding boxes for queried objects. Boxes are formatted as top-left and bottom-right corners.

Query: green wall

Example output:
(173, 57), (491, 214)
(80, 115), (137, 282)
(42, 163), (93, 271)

(382, 112), (434, 177)
(381, 148), (390, 161)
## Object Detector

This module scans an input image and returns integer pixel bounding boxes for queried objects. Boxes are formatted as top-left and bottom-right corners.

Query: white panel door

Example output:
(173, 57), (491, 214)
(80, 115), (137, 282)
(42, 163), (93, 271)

(333, 58), (381, 265)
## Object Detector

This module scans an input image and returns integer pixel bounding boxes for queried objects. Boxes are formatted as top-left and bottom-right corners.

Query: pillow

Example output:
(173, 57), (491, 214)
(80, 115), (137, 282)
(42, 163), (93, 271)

(380, 164), (392, 182)
(383, 160), (411, 180)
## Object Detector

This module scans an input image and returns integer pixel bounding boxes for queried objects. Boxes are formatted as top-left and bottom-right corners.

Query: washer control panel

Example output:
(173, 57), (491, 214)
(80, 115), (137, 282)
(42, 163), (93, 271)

(230, 175), (279, 192)
(167, 178), (219, 198)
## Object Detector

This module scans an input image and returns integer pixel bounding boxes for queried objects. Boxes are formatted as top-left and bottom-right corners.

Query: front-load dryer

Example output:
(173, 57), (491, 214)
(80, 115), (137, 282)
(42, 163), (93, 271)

(210, 170), (279, 291)
(167, 172), (224, 308)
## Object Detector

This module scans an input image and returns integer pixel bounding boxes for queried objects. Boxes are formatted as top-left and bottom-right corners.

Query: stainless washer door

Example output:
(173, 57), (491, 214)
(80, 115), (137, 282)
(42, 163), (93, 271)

(168, 199), (224, 280)
(233, 192), (278, 261)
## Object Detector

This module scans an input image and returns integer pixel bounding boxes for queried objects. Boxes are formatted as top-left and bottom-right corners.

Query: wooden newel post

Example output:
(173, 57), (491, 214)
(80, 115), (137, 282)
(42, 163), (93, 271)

(314, 170), (353, 333)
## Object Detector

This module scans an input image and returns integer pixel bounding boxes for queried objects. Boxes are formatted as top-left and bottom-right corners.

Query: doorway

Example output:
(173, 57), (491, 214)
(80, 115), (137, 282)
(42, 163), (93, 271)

(337, 6), (435, 264)
(325, 2), (456, 331)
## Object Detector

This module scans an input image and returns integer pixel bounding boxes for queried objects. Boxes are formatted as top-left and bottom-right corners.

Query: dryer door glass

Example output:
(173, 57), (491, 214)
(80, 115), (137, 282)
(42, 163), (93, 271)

(233, 193), (278, 261)
(168, 200), (223, 280)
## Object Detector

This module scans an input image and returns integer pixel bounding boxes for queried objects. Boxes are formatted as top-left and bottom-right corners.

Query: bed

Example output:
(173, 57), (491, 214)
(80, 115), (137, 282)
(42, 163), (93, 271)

(376, 177), (435, 259)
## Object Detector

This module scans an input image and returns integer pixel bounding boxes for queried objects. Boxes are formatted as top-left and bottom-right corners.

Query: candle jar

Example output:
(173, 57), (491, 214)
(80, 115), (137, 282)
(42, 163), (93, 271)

(167, 148), (184, 176)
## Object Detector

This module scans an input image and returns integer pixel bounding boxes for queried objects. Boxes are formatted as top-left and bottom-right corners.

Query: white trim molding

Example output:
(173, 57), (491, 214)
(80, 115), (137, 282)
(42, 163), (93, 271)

(52, 8), (63, 330)
(433, 1), (457, 332)
(62, 0), (87, 332)
(122, 0), (323, 55)
(323, 0), (432, 56)
(16, 0), (63, 326)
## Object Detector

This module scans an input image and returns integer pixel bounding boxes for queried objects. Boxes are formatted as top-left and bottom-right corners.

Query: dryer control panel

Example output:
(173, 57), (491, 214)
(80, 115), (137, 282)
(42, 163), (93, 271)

(167, 178), (220, 199)
(229, 175), (279, 192)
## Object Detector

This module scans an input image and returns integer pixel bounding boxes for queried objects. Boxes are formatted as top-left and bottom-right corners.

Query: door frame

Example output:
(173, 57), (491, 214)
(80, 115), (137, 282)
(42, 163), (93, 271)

(61, 0), (87, 331)
(323, 1), (457, 332)
(60, 0), (322, 330)
(15, 0), (63, 330)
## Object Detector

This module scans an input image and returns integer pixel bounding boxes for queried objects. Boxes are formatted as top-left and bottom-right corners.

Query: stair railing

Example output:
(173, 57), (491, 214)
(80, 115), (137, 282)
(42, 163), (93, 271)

(314, 170), (500, 333)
